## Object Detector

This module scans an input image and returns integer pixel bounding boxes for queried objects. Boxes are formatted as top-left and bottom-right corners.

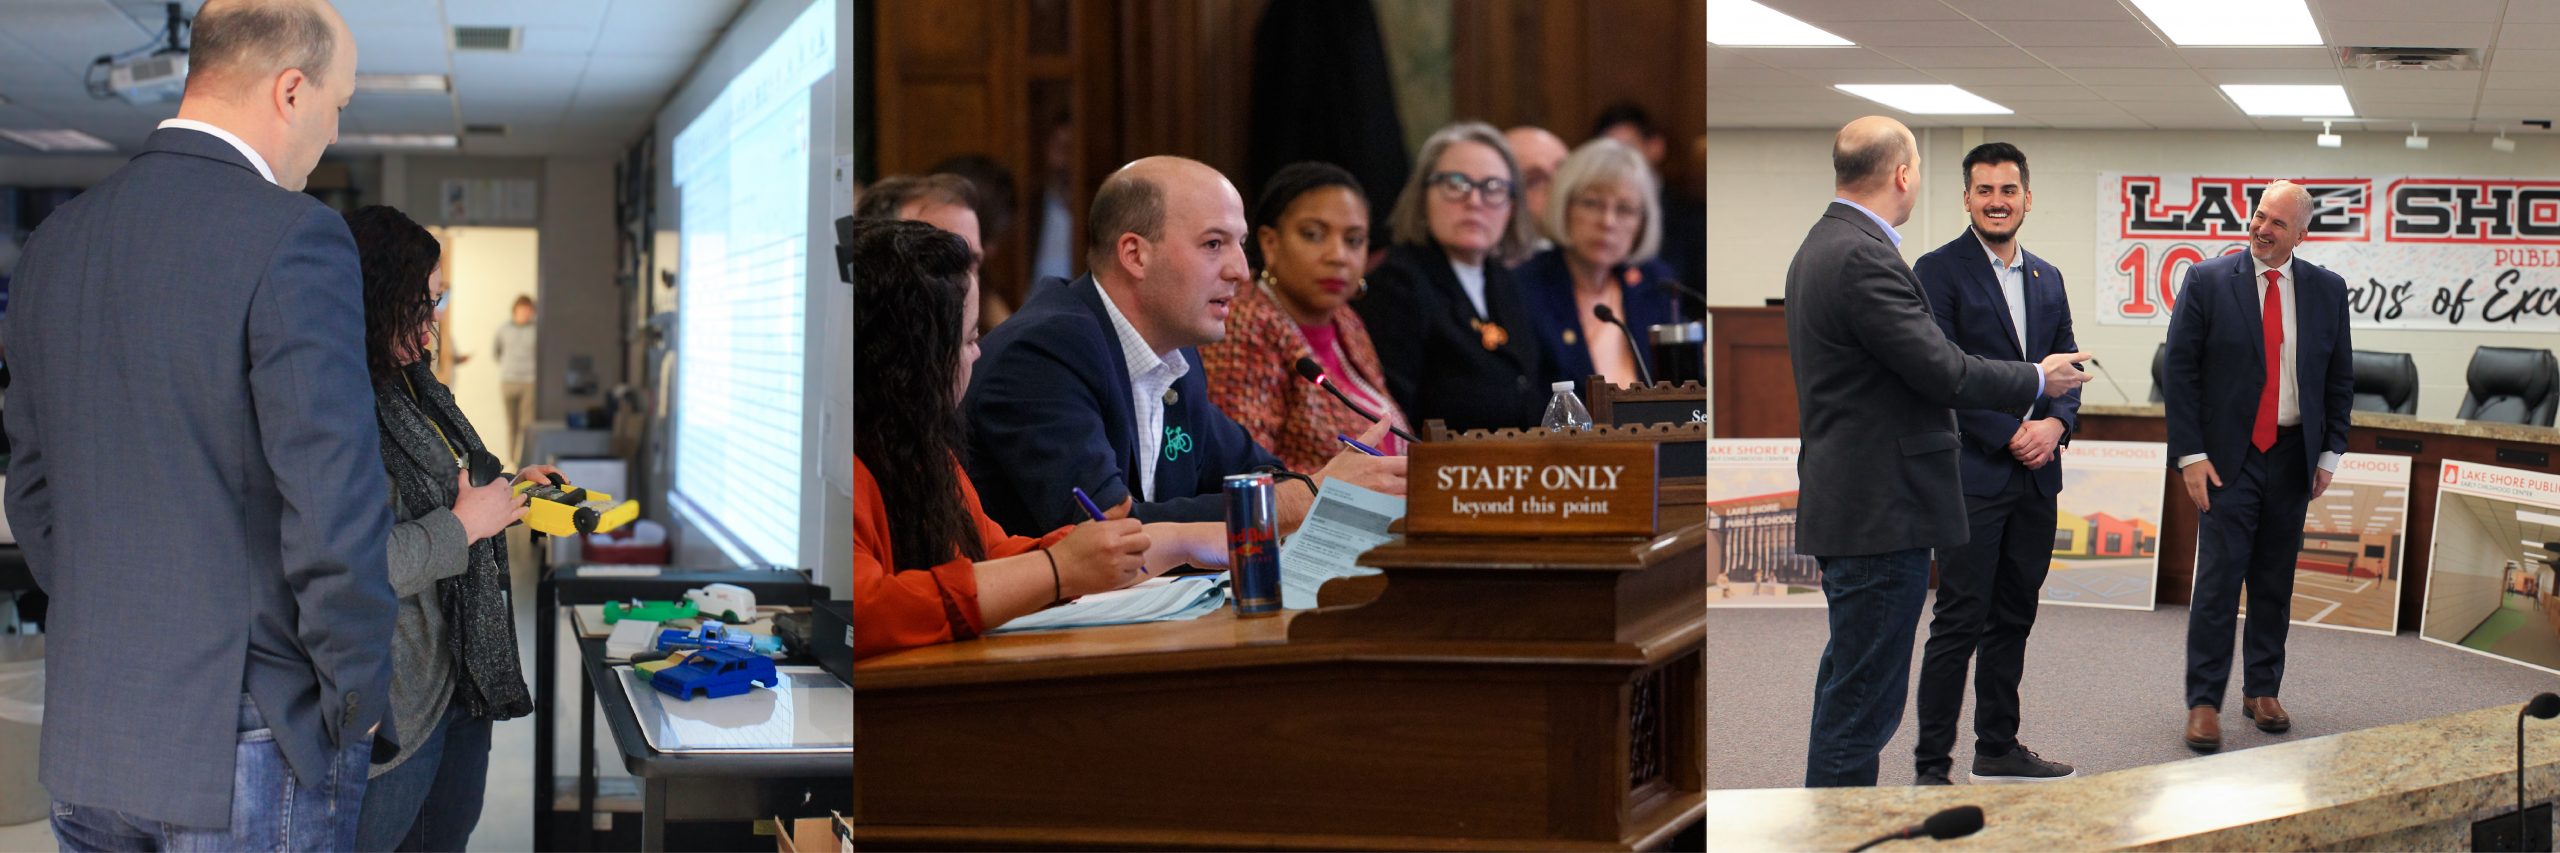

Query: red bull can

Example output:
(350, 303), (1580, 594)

(1223, 472), (1281, 616)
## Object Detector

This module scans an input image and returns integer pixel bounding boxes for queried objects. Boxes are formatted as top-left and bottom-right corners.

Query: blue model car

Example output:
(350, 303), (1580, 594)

(649, 647), (777, 700)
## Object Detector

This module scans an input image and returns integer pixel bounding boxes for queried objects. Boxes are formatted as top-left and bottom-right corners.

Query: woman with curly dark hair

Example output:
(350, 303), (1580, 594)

(342, 205), (541, 852)
(854, 218), (1224, 659)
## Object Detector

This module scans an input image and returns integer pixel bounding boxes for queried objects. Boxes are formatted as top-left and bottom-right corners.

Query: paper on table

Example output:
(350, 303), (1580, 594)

(615, 665), (851, 753)
(1279, 480), (1402, 609)
(989, 575), (1228, 633)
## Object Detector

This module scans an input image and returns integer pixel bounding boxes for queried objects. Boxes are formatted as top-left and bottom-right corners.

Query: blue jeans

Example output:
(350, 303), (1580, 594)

(52, 693), (370, 851)
(1804, 548), (1932, 788)
(356, 703), (493, 852)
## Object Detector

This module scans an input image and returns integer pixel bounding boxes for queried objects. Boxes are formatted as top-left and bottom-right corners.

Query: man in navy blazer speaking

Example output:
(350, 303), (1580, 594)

(962, 156), (1405, 535)
(1909, 142), (2080, 785)
(2161, 180), (2353, 753)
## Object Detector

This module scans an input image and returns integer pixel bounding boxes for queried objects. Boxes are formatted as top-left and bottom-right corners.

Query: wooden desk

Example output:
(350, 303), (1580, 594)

(853, 513), (1707, 851)
(1707, 306), (1794, 438)
(2080, 404), (2560, 627)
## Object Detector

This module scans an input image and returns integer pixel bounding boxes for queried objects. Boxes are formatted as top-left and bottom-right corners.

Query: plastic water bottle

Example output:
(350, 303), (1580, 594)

(1541, 381), (1594, 432)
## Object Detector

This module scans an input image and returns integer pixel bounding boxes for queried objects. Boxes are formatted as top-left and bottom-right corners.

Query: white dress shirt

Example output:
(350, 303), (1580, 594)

(1450, 258), (1489, 318)
(1097, 286), (1189, 502)
(2176, 255), (2340, 474)
(156, 119), (277, 185)
(1976, 230), (2029, 356)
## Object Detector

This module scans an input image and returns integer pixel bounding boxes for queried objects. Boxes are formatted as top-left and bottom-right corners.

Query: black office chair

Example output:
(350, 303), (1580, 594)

(2148, 342), (2169, 403)
(2457, 346), (2560, 426)
(2350, 350), (2419, 415)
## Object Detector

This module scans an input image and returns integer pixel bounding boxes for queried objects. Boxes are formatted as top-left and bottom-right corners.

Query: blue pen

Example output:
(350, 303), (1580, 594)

(1336, 433), (1385, 457)
(1070, 487), (1109, 522)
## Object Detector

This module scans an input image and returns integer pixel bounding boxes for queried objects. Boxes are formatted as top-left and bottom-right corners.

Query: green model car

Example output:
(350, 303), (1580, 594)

(603, 598), (697, 624)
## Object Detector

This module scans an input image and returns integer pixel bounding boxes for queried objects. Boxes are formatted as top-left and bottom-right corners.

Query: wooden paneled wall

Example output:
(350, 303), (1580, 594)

(1452, 0), (1707, 194)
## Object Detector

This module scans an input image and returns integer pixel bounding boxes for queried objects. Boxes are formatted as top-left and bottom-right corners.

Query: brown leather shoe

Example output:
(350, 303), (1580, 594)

(2244, 696), (2291, 733)
(2185, 705), (2222, 752)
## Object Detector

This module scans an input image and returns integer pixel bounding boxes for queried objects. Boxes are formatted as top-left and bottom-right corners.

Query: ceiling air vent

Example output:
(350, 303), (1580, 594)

(452, 26), (519, 52)
(464, 123), (508, 137)
(2338, 46), (2482, 71)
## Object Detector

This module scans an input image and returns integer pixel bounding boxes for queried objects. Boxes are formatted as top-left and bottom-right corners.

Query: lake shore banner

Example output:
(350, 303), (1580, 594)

(1706, 439), (1823, 609)
(2097, 173), (2560, 331)
(2421, 460), (2560, 677)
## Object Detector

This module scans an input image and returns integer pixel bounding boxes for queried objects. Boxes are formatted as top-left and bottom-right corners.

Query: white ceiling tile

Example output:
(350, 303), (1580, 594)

(1940, 0), (2136, 22)
(2322, 21), (2497, 47)
(443, 0), (609, 28)
(2498, 1), (2560, 24)
(1821, 20), (2010, 48)
(1926, 67), (2084, 85)
(2319, 0), (2503, 22)
(2176, 48), (2337, 69)
(1869, 46), (2046, 68)
(2140, 115), (2259, 130)
(518, 26), (602, 55)
(2035, 47), (2185, 68)
(2111, 100), (2241, 119)
(2486, 71), (2560, 90)
(2089, 84), (2223, 101)
(1703, 64), (1814, 87)
(2037, 115), (2148, 127)
(2198, 68), (2344, 85)
(1787, 67), (1947, 85)
(2355, 101), (2482, 120)
(2490, 50), (2560, 71)
(1959, 84), (2105, 101)
(1743, 47), (1912, 70)
(2063, 68), (2207, 86)
(1759, 0), (1968, 23)
(601, 0), (743, 35)
(1984, 20), (2166, 48)
(2498, 24), (2560, 47)
(1710, 84), (1858, 104)
(2341, 69), (2484, 90)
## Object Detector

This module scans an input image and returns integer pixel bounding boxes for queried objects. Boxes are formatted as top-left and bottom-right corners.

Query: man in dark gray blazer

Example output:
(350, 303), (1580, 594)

(1785, 116), (2091, 788)
(2, 1), (393, 848)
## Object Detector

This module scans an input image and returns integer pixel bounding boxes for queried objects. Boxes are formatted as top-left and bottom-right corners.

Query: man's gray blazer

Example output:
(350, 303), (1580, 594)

(3, 127), (396, 828)
(1783, 202), (2040, 557)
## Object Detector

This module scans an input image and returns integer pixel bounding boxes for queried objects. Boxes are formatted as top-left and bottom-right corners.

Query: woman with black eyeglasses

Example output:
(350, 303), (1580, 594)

(1352, 121), (1559, 433)
(343, 205), (541, 852)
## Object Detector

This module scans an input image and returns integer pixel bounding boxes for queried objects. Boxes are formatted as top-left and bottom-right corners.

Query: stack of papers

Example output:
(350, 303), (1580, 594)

(1278, 481), (1402, 609)
(604, 619), (661, 660)
(990, 575), (1229, 634)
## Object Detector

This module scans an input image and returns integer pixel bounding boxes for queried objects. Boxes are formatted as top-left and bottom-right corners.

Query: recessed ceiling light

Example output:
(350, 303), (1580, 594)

(1709, 0), (1853, 47)
(1835, 84), (2012, 115)
(355, 74), (450, 94)
(2519, 509), (2560, 526)
(2221, 84), (2353, 117)
(0, 128), (114, 152)
(336, 133), (460, 149)
(2129, 0), (2321, 46)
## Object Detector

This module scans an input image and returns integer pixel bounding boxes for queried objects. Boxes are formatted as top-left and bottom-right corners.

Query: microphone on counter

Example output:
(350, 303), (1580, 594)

(2494, 693), (2560, 851)
(2086, 356), (2136, 405)
(1293, 357), (1420, 444)
(1592, 304), (1657, 387)
(1848, 806), (1985, 852)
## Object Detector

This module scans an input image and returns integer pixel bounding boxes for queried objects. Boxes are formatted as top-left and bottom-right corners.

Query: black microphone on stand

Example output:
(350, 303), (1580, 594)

(1292, 357), (1420, 444)
(2486, 693), (2560, 851)
(1848, 806), (1984, 852)
(1592, 304), (1656, 387)
(2085, 356), (2135, 405)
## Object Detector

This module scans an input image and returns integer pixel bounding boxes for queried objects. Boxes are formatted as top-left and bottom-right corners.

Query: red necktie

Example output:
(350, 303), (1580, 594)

(2253, 269), (2284, 453)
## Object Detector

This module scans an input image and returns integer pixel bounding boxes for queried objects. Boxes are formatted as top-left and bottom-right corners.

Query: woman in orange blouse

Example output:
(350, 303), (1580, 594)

(1201, 162), (1410, 473)
(852, 219), (1224, 660)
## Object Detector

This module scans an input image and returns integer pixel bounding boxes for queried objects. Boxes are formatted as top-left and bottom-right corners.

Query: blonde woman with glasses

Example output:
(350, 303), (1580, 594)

(1514, 138), (1682, 388)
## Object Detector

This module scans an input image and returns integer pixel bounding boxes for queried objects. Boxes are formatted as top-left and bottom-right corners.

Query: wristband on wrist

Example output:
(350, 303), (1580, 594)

(1042, 548), (1062, 603)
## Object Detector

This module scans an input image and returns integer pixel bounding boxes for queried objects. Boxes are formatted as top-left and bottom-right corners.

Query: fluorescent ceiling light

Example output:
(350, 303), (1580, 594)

(2130, 0), (2320, 46)
(355, 74), (450, 93)
(1709, 0), (1853, 47)
(0, 128), (114, 152)
(2221, 84), (2353, 117)
(1835, 84), (2012, 115)
(336, 133), (459, 149)
(2521, 509), (2560, 527)
(2526, 539), (2549, 548)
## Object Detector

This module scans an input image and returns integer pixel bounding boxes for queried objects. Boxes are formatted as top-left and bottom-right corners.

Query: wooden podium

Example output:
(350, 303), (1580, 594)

(852, 428), (1706, 851)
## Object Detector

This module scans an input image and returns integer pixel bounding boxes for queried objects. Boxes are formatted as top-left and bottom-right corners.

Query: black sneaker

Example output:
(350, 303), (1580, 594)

(1969, 743), (2076, 783)
(1914, 769), (1953, 786)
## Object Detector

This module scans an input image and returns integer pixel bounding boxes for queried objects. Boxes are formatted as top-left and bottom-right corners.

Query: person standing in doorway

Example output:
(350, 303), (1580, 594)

(493, 295), (537, 462)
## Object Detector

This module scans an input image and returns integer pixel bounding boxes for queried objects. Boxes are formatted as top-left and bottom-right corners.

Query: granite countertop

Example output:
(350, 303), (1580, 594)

(2078, 404), (2560, 445)
(1708, 702), (2559, 851)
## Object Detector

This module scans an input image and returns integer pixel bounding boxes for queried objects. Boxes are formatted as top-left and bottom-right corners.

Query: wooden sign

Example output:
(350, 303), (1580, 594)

(1407, 439), (1659, 537)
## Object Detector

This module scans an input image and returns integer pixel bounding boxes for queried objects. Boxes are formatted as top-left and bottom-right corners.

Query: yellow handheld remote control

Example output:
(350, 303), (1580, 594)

(511, 477), (641, 536)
